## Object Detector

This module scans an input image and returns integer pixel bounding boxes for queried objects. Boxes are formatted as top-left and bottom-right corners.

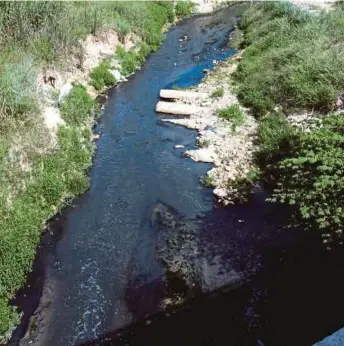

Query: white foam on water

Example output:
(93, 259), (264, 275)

(70, 258), (109, 345)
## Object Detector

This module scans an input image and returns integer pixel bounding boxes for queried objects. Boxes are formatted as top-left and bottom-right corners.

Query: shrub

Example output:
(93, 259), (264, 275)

(116, 45), (142, 76)
(217, 104), (245, 131)
(211, 88), (224, 99)
(258, 113), (298, 166)
(90, 61), (116, 91)
(270, 115), (344, 244)
(175, 1), (195, 17)
(200, 175), (215, 188)
(60, 86), (96, 125)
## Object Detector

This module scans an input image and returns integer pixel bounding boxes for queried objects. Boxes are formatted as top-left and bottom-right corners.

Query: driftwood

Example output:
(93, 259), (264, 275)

(156, 101), (201, 115)
(160, 89), (207, 100)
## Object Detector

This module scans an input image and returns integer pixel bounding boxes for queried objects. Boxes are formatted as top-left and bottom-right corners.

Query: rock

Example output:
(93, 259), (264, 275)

(109, 58), (121, 69)
(100, 48), (113, 56)
(213, 187), (227, 198)
(58, 82), (73, 105)
(174, 144), (185, 149)
(185, 148), (215, 163)
(109, 69), (121, 81)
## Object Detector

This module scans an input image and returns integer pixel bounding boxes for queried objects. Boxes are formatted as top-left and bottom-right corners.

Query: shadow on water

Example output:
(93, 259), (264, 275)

(81, 192), (344, 346)
(81, 202), (344, 346)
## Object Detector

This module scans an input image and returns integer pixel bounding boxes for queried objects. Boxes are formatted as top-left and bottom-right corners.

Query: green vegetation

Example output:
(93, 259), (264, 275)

(0, 1), (180, 341)
(233, 2), (344, 245)
(217, 104), (245, 131)
(175, 1), (195, 17)
(61, 86), (98, 125)
(116, 46), (143, 76)
(211, 88), (224, 99)
(90, 61), (116, 91)
(234, 1), (344, 115)
(269, 115), (344, 245)
(258, 113), (298, 167)
(228, 166), (260, 203)
(197, 138), (210, 148)
(200, 175), (215, 188)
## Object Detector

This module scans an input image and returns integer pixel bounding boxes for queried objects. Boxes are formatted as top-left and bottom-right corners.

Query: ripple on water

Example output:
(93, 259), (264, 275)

(72, 259), (108, 344)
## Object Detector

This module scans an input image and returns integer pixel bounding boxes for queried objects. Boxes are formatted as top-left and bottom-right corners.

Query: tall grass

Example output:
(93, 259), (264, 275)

(234, 1), (344, 115)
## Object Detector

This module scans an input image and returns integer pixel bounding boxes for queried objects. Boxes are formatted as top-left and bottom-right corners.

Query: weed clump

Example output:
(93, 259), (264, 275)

(217, 104), (245, 131)
(211, 88), (224, 99)
(90, 61), (116, 91)
(60, 86), (96, 125)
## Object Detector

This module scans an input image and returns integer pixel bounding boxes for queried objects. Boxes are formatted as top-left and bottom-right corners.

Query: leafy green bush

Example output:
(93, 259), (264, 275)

(116, 45), (142, 76)
(60, 86), (96, 125)
(175, 1), (195, 17)
(211, 88), (224, 99)
(0, 123), (93, 341)
(200, 175), (215, 188)
(217, 104), (245, 131)
(270, 115), (344, 244)
(234, 1), (344, 115)
(258, 113), (298, 166)
(90, 61), (116, 91)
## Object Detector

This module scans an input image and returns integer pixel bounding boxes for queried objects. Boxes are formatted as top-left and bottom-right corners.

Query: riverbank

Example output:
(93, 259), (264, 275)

(163, 58), (258, 206)
(0, 2), (194, 341)
(231, 1), (344, 245)
(163, 0), (343, 245)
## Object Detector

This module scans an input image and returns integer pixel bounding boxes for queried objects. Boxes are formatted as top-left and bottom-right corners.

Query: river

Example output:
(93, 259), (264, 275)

(10, 5), (344, 346)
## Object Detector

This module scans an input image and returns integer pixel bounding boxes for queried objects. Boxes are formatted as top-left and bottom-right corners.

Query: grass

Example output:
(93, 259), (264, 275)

(258, 113), (298, 166)
(89, 61), (116, 91)
(217, 104), (245, 131)
(211, 88), (224, 99)
(233, 1), (344, 116)
(60, 86), (98, 125)
(175, 1), (195, 17)
(116, 45), (143, 76)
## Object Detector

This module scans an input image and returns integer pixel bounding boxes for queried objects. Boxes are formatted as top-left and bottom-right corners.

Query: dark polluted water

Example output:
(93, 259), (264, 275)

(10, 5), (344, 346)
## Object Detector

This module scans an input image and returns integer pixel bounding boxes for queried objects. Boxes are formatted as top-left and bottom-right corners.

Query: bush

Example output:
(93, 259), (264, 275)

(258, 113), (298, 166)
(175, 1), (195, 17)
(211, 88), (224, 99)
(60, 86), (96, 125)
(270, 115), (344, 244)
(200, 175), (215, 188)
(217, 104), (245, 131)
(89, 61), (116, 91)
(116, 45), (142, 76)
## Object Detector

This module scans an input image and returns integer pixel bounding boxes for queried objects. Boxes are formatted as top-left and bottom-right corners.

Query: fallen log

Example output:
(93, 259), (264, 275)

(160, 89), (207, 100)
(155, 101), (201, 115)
